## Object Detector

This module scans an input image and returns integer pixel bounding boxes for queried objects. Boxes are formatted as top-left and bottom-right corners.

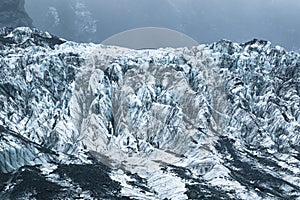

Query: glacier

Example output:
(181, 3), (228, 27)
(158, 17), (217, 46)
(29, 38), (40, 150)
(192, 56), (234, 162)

(0, 27), (300, 199)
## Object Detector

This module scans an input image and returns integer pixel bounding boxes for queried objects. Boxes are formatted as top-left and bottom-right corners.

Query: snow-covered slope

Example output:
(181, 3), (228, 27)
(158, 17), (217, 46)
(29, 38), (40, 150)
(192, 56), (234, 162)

(0, 27), (300, 199)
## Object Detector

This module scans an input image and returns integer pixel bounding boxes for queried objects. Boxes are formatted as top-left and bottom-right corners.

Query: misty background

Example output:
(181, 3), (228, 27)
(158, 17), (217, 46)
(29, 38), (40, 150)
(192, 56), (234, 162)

(25, 0), (300, 51)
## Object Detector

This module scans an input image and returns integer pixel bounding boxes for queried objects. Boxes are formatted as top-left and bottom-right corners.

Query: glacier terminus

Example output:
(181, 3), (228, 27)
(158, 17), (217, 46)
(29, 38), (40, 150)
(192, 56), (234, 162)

(0, 27), (300, 199)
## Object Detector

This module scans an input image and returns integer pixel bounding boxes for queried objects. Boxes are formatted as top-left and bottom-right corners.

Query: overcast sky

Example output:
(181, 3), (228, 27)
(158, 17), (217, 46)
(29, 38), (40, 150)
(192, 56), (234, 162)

(25, 0), (300, 51)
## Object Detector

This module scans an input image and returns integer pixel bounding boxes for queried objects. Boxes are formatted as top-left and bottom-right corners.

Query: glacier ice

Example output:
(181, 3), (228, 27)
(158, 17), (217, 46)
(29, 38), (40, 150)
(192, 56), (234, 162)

(0, 27), (300, 199)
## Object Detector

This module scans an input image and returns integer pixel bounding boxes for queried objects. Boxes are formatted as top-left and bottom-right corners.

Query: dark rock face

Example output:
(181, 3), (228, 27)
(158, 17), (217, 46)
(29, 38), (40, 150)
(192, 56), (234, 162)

(0, 163), (123, 199)
(0, 0), (32, 28)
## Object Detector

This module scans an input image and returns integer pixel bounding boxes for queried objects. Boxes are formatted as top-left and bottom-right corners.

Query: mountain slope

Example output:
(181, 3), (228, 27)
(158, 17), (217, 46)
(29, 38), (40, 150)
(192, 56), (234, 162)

(0, 0), (32, 28)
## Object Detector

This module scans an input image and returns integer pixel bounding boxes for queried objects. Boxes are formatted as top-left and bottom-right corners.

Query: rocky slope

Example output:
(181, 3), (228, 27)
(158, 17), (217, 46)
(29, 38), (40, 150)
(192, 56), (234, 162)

(0, 0), (32, 28)
(0, 27), (300, 199)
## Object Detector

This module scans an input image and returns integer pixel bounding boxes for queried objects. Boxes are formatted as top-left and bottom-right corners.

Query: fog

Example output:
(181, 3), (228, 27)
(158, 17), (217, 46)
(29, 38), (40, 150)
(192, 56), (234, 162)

(101, 27), (199, 49)
(25, 0), (300, 51)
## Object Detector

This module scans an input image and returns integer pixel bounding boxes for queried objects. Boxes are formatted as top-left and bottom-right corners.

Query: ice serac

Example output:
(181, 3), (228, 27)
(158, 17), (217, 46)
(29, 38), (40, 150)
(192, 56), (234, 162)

(0, 28), (300, 199)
